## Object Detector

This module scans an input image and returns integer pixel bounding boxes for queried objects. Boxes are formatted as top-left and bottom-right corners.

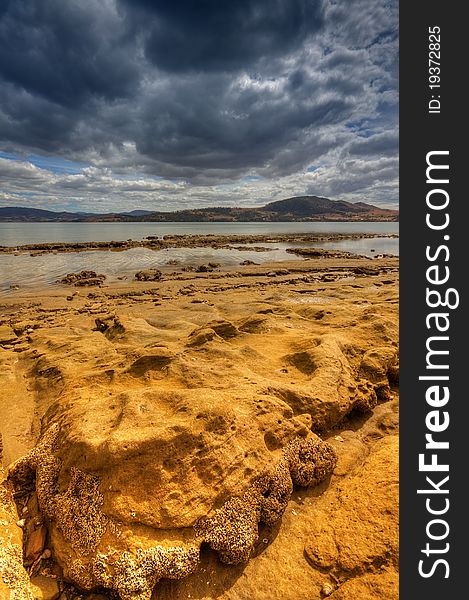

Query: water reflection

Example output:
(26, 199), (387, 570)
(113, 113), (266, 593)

(0, 237), (398, 293)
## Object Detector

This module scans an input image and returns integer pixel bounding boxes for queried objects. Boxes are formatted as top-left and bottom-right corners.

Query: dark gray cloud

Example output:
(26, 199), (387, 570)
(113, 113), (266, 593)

(0, 0), (398, 210)
(0, 0), (139, 106)
(119, 0), (324, 73)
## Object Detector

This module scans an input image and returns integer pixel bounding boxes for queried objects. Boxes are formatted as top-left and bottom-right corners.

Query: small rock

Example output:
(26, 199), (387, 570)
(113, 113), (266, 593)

(240, 260), (258, 266)
(321, 582), (334, 597)
(195, 264), (213, 273)
(16, 518), (25, 528)
(26, 525), (47, 562)
(59, 270), (106, 286)
(13, 344), (30, 353)
(134, 269), (162, 281)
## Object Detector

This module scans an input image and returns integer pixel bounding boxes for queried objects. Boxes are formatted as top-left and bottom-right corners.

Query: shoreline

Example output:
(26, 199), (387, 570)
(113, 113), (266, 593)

(1, 253), (398, 299)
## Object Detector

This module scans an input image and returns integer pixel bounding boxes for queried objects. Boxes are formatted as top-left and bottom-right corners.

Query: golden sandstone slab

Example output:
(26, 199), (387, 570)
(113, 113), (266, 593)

(0, 254), (398, 599)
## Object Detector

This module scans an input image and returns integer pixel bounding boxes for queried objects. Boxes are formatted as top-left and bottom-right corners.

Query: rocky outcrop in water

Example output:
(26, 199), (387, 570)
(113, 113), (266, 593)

(59, 271), (106, 287)
(134, 269), (163, 281)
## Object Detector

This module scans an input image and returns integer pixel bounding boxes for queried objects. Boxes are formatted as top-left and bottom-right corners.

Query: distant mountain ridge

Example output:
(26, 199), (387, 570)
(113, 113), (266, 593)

(0, 196), (398, 222)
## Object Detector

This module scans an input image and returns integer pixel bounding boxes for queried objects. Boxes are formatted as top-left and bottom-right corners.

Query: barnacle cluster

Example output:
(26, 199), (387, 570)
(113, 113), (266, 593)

(196, 436), (337, 564)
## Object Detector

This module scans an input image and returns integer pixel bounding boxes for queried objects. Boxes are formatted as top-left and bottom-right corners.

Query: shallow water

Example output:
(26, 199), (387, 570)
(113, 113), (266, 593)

(0, 222), (398, 293)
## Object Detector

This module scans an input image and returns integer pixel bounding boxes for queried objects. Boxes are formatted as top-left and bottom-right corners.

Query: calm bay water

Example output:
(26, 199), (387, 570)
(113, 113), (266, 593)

(0, 221), (398, 292)
(0, 221), (398, 246)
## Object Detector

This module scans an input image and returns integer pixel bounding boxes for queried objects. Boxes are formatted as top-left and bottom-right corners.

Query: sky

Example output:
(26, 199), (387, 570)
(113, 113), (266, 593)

(0, 0), (398, 213)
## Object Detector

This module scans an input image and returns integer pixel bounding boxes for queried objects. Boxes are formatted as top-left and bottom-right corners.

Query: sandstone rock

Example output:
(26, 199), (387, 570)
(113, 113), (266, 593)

(8, 405), (337, 598)
(126, 349), (173, 377)
(238, 315), (270, 333)
(135, 269), (162, 282)
(1, 257), (398, 599)
(328, 431), (367, 477)
(305, 436), (398, 592)
(186, 327), (221, 347)
(206, 319), (239, 340)
(187, 319), (238, 345)
(178, 284), (197, 294)
(359, 346), (398, 401)
(12, 322), (38, 336)
(59, 271), (106, 286)
(25, 524), (47, 563)
(269, 335), (379, 431)
(328, 569), (398, 600)
(195, 264), (213, 273)
(353, 266), (379, 275)
(195, 437), (336, 564)
(0, 325), (17, 344)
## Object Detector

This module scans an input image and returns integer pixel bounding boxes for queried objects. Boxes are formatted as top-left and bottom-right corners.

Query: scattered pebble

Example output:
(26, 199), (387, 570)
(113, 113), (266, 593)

(321, 582), (334, 596)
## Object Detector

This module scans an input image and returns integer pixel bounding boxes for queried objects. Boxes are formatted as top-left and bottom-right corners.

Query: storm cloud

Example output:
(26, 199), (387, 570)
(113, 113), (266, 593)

(0, 0), (398, 211)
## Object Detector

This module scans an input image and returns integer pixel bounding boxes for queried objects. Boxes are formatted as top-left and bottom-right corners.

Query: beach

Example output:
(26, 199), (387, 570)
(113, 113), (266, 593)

(0, 241), (398, 600)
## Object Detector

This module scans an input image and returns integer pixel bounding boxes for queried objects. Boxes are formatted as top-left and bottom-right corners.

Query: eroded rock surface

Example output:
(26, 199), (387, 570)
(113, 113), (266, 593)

(0, 255), (398, 599)
(305, 435), (399, 598)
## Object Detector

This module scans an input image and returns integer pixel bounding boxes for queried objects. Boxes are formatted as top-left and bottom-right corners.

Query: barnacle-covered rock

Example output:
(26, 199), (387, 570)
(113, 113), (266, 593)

(195, 489), (261, 564)
(195, 435), (337, 564)
(0, 460), (33, 600)
(256, 459), (293, 526)
(285, 436), (338, 487)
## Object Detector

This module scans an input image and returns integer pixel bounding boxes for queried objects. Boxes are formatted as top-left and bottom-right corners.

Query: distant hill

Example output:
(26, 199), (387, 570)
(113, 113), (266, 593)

(0, 196), (398, 223)
(121, 210), (155, 216)
(0, 206), (87, 221)
(263, 196), (393, 217)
